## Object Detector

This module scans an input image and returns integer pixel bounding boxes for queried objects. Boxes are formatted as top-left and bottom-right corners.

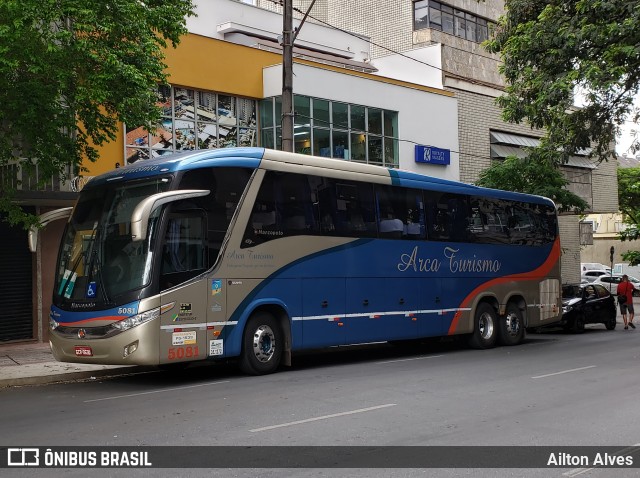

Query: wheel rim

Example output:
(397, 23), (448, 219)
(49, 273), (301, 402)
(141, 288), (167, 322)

(505, 311), (521, 337)
(251, 324), (276, 363)
(479, 312), (494, 340)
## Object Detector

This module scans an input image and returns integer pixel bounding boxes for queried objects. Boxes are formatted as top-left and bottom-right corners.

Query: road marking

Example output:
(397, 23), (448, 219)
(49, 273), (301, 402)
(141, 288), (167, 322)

(531, 365), (596, 379)
(83, 380), (230, 403)
(249, 403), (397, 433)
(377, 355), (444, 364)
(562, 444), (640, 476)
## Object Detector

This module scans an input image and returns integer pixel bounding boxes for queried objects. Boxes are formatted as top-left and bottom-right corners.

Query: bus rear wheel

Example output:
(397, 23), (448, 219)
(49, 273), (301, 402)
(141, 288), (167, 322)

(468, 303), (498, 349)
(239, 312), (283, 375)
(499, 303), (525, 346)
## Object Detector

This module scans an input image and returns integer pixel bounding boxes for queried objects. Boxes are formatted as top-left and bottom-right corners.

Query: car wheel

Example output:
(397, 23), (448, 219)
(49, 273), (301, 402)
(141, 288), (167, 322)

(571, 315), (585, 334)
(499, 303), (525, 346)
(605, 316), (617, 330)
(239, 312), (283, 375)
(468, 303), (498, 349)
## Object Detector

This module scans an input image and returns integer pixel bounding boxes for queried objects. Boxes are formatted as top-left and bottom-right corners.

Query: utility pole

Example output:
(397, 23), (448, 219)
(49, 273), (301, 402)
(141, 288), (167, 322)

(281, 0), (294, 152)
(281, 0), (316, 153)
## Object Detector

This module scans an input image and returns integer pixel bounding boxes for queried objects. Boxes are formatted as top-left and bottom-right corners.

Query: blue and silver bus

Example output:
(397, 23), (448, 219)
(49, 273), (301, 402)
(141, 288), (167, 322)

(44, 147), (561, 374)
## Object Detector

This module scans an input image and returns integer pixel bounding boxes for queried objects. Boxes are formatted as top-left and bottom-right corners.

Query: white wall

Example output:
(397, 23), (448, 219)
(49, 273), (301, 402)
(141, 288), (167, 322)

(371, 46), (444, 90)
(263, 63), (460, 181)
(189, 0), (370, 62)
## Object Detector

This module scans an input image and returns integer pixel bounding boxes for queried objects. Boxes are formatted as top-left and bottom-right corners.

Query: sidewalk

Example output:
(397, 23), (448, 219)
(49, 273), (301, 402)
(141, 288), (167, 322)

(0, 342), (145, 388)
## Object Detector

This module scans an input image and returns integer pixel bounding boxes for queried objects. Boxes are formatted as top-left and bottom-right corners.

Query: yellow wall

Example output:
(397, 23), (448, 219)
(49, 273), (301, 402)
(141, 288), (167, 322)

(84, 35), (282, 177)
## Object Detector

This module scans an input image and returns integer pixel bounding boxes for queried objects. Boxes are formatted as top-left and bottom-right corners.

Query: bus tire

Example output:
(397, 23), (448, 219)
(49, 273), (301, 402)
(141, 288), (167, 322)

(468, 303), (498, 349)
(239, 312), (283, 375)
(499, 303), (525, 346)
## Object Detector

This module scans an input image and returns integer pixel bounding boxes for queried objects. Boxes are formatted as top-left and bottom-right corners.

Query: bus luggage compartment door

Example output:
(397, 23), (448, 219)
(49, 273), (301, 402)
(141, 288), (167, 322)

(302, 278), (346, 348)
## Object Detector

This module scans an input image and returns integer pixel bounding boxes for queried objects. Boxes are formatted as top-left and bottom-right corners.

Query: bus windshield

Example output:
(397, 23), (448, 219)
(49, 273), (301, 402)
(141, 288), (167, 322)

(54, 178), (171, 307)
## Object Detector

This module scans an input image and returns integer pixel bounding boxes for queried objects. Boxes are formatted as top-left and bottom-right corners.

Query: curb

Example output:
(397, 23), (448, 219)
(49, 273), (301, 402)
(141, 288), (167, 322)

(0, 365), (156, 388)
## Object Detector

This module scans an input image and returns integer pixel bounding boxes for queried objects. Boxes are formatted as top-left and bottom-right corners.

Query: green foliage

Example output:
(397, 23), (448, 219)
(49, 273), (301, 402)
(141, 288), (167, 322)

(618, 166), (640, 264)
(476, 148), (590, 213)
(0, 0), (195, 227)
(485, 0), (640, 162)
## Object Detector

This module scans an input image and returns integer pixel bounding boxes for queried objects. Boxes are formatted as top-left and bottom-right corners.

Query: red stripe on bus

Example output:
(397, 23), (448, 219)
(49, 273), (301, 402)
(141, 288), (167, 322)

(447, 237), (561, 335)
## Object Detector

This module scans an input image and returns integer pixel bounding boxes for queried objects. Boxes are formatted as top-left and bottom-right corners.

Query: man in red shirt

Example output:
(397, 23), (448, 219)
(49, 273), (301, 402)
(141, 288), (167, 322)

(616, 275), (636, 330)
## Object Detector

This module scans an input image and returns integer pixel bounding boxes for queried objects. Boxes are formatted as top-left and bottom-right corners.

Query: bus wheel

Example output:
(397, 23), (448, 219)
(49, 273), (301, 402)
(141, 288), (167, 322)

(468, 303), (498, 349)
(239, 312), (283, 375)
(499, 303), (525, 346)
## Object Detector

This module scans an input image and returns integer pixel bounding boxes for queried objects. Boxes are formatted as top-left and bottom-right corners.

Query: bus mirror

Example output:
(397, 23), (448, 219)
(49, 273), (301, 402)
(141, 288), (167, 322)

(28, 207), (73, 253)
(130, 189), (210, 242)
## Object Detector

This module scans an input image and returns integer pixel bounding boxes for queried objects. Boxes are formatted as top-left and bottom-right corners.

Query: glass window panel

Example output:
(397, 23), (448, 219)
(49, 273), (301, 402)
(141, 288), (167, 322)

(261, 128), (275, 149)
(455, 16), (466, 38)
(384, 137), (399, 168)
(368, 136), (383, 166)
(442, 12), (454, 34)
(239, 128), (256, 147)
(126, 124), (149, 147)
(332, 130), (349, 159)
(313, 99), (330, 128)
(350, 132), (366, 162)
(157, 85), (172, 116)
(260, 98), (274, 128)
(174, 120), (196, 150)
(150, 126), (173, 151)
(477, 23), (488, 42)
(237, 98), (256, 127)
(465, 13), (476, 21)
(197, 123), (218, 149)
(275, 97), (282, 127)
(466, 20), (477, 42)
(173, 88), (195, 120)
(332, 102), (349, 130)
(218, 95), (237, 127)
(276, 127), (282, 150)
(218, 125), (237, 148)
(126, 147), (150, 164)
(368, 108), (383, 135)
(351, 105), (366, 131)
(429, 6), (442, 28)
(294, 126), (311, 155)
(454, 9), (465, 17)
(313, 128), (331, 157)
(441, 5), (452, 13)
(414, 0), (429, 30)
(383, 110), (398, 138)
(197, 91), (217, 122)
(294, 95), (311, 127)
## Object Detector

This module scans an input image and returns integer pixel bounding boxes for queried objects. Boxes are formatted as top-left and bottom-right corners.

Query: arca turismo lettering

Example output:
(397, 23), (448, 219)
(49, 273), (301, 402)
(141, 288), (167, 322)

(397, 246), (501, 274)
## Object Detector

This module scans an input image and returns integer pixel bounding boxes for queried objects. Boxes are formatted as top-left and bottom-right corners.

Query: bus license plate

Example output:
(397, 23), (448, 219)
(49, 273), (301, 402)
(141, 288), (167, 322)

(75, 346), (93, 357)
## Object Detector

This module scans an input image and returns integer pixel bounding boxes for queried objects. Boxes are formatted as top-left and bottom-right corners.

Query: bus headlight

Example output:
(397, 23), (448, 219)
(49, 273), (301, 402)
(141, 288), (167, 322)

(112, 308), (160, 332)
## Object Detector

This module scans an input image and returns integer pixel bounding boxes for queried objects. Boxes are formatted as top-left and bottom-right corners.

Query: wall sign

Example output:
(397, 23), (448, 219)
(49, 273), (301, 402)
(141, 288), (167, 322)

(415, 145), (450, 165)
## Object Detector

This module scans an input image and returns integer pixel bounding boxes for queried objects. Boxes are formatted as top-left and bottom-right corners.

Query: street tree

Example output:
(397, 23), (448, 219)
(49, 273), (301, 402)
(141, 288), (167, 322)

(618, 166), (640, 264)
(476, 149), (590, 213)
(0, 0), (195, 227)
(485, 0), (640, 163)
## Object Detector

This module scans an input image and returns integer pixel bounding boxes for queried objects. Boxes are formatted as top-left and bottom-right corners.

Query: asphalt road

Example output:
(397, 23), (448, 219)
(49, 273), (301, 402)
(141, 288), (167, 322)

(2, 321), (640, 478)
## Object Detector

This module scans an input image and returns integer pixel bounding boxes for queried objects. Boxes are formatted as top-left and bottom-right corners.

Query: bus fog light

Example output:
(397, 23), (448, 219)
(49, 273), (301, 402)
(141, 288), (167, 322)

(123, 341), (139, 357)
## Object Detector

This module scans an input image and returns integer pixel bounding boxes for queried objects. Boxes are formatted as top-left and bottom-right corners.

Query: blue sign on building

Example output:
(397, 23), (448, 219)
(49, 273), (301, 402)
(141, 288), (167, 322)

(415, 145), (450, 165)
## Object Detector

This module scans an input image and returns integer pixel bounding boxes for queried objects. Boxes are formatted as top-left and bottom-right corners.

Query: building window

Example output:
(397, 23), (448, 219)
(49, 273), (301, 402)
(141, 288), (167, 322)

(413, 1), (493, 43)
(125, 86), (257, 164)
(259, 95), (399, 168)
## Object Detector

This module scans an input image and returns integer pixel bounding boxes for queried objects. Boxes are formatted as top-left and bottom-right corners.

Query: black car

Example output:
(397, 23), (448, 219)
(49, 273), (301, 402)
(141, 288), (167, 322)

(559, 283), (617, 332)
